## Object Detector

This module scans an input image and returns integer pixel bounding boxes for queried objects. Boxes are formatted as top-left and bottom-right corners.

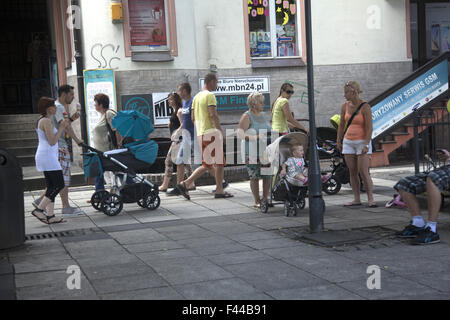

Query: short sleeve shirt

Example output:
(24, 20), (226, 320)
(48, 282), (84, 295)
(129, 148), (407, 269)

(192, 90), (217, 136)
(51, 100), (68, 148)
(284, 157), (306, 178)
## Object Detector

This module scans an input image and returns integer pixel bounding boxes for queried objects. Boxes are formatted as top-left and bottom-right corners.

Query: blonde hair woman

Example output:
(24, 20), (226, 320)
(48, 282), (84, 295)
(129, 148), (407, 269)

(337, 81), (376, 207)
(237, 92), (272, 208)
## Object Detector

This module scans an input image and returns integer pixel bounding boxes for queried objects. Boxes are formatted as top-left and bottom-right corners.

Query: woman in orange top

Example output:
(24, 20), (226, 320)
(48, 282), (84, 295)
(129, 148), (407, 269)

(337, 81), (376, 207)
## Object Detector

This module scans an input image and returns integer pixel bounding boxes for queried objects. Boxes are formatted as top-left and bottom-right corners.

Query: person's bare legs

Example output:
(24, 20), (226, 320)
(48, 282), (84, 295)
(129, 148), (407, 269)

(180, 165), (209, 196)
(59, 187), (70, 208)
(358, 154), (375, 205)
(262, 178), (270, 200)
(426, 177), (442, 223)
(214, 165), (225, 194)
(344, 154), (361, 204)
(250, 178), (260, 206)
(398, 189), (421, 218)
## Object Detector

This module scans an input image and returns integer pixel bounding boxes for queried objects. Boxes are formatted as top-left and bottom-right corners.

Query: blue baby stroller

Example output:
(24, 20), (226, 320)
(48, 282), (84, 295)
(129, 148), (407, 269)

(83, 110), (160, 216)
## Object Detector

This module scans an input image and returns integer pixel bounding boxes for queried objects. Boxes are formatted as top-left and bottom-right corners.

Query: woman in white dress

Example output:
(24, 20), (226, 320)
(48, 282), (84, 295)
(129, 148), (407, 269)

(32, 97), (70, 224)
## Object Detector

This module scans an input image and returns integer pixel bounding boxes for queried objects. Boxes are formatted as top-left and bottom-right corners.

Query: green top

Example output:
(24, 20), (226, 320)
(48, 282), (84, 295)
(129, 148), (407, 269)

(271, 97), (289, 133)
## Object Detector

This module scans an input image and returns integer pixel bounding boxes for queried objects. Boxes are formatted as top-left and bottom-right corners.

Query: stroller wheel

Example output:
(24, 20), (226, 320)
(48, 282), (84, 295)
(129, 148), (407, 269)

(91, 190), (109, 211)
(294, 198), (306, 215)
(141, 192), (161, 210)
(102, 194), (123, 216)
(260, 198), (269, 214)
(284, 201), (295, 217)
(323, 175), (341, 195)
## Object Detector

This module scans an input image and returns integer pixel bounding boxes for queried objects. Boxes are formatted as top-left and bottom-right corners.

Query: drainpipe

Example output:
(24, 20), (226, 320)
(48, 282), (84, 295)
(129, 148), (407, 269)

(71, 0), (88, 148)
(206, 25), (217, 72)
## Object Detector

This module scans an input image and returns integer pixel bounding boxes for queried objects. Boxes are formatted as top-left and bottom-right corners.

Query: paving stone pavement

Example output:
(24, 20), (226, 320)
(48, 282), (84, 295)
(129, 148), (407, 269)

(2, 166), (450, 300)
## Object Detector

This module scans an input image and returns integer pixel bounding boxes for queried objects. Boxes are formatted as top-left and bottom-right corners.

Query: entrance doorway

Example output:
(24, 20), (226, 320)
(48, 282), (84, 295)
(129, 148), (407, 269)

(410, 0), (450, 69)
(0, 0), (58, 115)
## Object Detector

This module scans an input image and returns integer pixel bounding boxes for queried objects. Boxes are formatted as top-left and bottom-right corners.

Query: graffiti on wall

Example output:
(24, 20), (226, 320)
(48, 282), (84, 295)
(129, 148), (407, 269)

(285, 81), (321, 105)
(90, 43), (121, 69)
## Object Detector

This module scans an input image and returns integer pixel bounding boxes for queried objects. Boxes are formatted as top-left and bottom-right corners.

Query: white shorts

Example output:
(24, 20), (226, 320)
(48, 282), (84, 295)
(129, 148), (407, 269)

(342, 139), (372, 155)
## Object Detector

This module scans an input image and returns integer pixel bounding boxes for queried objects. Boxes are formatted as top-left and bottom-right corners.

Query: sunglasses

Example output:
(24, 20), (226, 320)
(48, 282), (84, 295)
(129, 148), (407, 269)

(286, 90), (294, 95)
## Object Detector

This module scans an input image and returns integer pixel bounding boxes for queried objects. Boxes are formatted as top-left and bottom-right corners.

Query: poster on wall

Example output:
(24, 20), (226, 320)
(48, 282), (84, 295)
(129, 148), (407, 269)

(83, 69), (117, 146)
(121, 94), (153, 119)
(371, 59), (449, 140)
(152, 92), (173, 126)
(425, 3), (450, 58)
(199, 76), (271, 111)
(128, 0), (167, 47)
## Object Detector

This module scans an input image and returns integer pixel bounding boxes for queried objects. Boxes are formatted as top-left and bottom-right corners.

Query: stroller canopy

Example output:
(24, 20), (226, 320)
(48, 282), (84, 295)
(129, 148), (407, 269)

(112, 110), (154, 141)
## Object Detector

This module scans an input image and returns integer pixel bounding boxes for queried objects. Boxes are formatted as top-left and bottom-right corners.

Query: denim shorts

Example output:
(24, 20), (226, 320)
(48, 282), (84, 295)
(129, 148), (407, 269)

(342, 138), (372, 155)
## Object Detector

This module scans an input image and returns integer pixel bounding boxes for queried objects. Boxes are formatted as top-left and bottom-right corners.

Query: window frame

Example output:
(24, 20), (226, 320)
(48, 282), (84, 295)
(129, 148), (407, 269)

(244, 0), (307, 67)
(123, 0), (178, 59)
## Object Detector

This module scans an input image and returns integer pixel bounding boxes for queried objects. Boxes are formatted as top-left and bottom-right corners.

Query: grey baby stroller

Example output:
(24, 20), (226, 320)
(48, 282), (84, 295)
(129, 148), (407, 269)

(260, 132), (309, 216)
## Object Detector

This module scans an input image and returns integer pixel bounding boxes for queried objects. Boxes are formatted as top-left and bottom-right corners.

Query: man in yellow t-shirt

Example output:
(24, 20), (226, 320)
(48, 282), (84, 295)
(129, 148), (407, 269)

(176, 73), (233, 200)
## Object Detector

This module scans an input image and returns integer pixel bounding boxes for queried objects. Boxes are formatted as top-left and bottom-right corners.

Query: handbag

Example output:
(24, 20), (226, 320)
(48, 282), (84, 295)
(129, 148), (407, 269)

(341, 102), (366, 143)
(105, 110), (118, 149)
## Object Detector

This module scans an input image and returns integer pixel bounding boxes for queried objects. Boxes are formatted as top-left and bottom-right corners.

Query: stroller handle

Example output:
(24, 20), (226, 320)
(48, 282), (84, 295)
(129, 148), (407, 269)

(80, 143), (103, 154)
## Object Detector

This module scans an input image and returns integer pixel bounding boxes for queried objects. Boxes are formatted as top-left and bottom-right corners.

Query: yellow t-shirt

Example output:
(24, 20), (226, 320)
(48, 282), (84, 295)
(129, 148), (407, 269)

(271, 97), (289, 133)
(192, 90), (217, 136)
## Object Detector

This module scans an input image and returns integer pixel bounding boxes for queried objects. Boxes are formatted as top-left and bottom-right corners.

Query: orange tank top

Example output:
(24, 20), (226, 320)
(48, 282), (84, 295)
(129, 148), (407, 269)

(344, 102), (366, 141)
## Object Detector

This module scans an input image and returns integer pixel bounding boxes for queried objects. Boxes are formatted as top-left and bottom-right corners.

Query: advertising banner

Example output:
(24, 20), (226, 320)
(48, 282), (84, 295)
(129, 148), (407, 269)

(83, 69), (117, 146)
(199, 76), (271, 111)
(372, 59), (449, 139)
(128, 0), (167, 47)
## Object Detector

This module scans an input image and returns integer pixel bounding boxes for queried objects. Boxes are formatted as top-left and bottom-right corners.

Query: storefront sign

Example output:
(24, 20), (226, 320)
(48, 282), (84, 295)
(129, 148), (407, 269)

(128, 0), (167, 46)
(372, 59), (449, 139)
(83, 69), (117, 146)
(199, 76), (271, 111)
(152, 92), (173, 126)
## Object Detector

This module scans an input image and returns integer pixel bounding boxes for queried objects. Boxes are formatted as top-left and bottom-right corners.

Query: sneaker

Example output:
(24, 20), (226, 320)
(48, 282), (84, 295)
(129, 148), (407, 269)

(411, 227), (440, 245)
(166, 188), (181, 196)
(396, 223), (425, 238)
(62, 206), (84, 216)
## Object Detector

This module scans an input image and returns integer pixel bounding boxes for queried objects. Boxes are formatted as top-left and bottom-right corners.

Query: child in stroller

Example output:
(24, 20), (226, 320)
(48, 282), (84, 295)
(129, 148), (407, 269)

(260, 132), (331, 216)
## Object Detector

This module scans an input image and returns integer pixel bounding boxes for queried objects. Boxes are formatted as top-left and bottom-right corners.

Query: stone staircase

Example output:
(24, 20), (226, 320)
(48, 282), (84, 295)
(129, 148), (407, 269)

(0, 114), (40, 167)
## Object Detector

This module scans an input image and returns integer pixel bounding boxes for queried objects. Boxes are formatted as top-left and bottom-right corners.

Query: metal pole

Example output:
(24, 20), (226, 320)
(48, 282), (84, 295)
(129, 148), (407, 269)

(305, 0), (324, 233)
(413, 109), (420, 175)
(71, 0), (88, 149)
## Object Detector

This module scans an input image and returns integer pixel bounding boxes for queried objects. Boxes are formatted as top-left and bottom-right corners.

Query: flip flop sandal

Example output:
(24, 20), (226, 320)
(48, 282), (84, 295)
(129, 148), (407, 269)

(176, 182), (190, 200)
(188, 186), (196, 191)
(46, 215), (65, 224)
(343, 202), (362, 207)
(214, 192), (234, 199)
(31, 209), (49, 224)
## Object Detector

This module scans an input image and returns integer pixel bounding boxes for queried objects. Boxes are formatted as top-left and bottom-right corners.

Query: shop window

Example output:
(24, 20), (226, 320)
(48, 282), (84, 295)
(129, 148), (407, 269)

(247, 0), (304, 66)
(123, 0), (178, 62)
